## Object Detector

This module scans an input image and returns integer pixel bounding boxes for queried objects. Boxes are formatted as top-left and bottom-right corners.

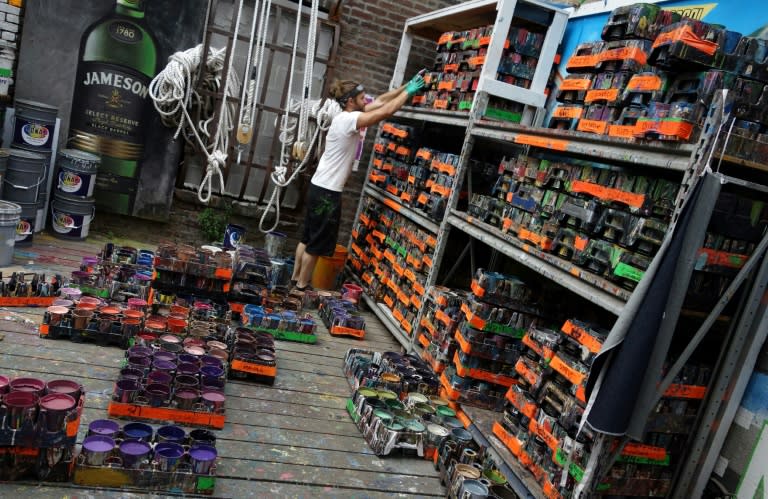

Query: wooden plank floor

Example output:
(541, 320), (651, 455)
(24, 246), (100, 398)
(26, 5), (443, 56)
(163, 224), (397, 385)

(0, 232), (444, 498)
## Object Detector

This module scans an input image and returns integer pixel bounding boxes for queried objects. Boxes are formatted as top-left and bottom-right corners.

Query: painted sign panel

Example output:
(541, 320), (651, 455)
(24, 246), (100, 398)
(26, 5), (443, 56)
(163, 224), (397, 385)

(15, 0), (208, 220)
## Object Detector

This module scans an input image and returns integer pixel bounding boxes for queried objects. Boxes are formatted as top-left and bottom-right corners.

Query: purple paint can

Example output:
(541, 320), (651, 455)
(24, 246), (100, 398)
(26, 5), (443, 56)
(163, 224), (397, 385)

(82, 435), (115, 466)
(189, 444), (217, 474)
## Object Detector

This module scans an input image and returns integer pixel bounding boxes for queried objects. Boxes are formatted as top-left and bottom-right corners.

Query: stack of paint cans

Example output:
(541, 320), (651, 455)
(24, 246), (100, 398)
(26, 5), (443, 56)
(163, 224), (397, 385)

(50, 149), (99, 241)
(4, 99), (59, 243)
(2, 99), (58, 244)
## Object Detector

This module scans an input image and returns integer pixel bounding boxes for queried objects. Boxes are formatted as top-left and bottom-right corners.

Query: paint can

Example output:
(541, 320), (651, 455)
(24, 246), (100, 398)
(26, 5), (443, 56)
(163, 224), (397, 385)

(264, 230), (286, 258)
(14, 202), (35, 245)
(3, 149), (47, 204)
(50, 192), (95, 240)
(223, 223), (245, 250)
(0, 200), (20, 266)
(56, 149), (100, 198)
(12, 99), (58, 151)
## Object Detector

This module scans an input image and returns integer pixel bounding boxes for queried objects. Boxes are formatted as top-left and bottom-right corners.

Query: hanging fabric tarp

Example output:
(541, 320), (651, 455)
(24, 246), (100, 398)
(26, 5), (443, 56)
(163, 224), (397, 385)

(583, 173), (722, 439)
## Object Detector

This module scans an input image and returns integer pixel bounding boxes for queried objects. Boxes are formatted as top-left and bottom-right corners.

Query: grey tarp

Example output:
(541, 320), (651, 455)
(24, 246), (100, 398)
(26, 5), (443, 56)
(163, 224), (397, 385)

(583, 173), (722, 439)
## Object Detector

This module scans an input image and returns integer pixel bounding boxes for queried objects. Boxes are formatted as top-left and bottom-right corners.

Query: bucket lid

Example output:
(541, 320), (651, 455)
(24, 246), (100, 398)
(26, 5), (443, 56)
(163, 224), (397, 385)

(15, 99), (59, 112)
(40, 393), (77, 411)
(0, 200), (22, 215)
(83, 435), (115, 452)
(53, 191), (96, 204)
(59, 148), (100, 162)
(9, 148), (46, 161)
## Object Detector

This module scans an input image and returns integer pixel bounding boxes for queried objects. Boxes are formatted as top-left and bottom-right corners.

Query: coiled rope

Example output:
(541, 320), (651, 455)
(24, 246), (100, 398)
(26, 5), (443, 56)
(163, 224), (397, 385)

(148, 0), (244, 204)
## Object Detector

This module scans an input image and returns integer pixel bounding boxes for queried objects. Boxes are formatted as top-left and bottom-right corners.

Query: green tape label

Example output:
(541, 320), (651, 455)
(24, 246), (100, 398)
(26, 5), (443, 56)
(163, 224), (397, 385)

(614, 262), (645, 282)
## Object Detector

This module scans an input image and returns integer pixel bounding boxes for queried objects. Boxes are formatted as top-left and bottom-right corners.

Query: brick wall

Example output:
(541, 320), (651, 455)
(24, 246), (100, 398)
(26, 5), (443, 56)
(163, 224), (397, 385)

(0, 0), (22, 99)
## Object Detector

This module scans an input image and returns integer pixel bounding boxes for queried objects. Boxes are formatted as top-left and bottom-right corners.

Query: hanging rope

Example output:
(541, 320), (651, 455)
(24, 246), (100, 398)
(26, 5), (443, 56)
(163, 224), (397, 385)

(148, 0), (245, 204)
(260, 0), (328, 233)
(259, 97), (340, 233)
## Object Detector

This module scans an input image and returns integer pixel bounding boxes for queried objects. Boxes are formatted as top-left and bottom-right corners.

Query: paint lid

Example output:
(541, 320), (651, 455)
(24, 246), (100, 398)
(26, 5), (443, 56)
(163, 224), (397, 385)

(184, 345), (206, 356)
(9, 148), (46, 160)
(436, 405), (456, 417)
(157, 425), (186, 441)
(376, 390), (398, 401)
(88, 419), (120, 436)
(45, 379), (81, 397)
(47, 305), (69, 315)
(189, 444), (217, 461)
(9, 377), (46, 393)
(0, 200), (21, 215)
(120, 439), (151, 456)
(176, 389), (199, 400)
(59, 148), (100, 162)
(426, 423), (450, 437)
(202, 390), (226, 403)
(15, 98), (59, 111)
(406, 392), (429, 405)
(39, 393), (76, 412)
(3, 390), (37, 407)
(155, 442), (185, 458)
(83, 435), (115, 453)
(123, 422), (154, 440)
(403, 419), (425, 433)
(461, 479), (489, 495)
(357, 388), (378, 399)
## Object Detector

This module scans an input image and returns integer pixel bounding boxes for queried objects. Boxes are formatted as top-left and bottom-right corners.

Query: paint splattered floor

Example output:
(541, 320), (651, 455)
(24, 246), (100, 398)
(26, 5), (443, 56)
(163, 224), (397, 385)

(0, 232), (444, 498)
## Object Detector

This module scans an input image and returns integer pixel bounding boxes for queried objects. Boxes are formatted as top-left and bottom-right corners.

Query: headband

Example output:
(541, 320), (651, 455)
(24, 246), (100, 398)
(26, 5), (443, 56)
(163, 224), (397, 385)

(337, 83), (365, 105)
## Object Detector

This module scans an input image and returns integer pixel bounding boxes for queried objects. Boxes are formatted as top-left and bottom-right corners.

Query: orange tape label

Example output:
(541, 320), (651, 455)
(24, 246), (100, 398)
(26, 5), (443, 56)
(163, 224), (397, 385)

(567, 54), (598, 69)
(599, 46), (647, 65)
(560, 78), (592, 91)
(434, 100), (449, 110)
(552, 106), (583, 119)
(627, 74), (662, 91)
(514, 134), (569, 151)
(652, 25), (718, 56)
(444, 64), (459, 73)
(550, 355), (586, 386)
(585, 88), (619, 103)
(577, 119), (608, 135)
(608, 124), (636, 138)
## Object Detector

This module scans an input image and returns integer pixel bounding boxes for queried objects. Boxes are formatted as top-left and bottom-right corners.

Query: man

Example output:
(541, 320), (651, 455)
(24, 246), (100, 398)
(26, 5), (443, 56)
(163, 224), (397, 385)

(291, 72), (426, 290)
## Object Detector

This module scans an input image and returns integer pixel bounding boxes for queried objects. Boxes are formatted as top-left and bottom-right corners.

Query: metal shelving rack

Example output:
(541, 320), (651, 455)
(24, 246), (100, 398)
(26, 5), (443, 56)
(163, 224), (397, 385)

(346, 1), (767, 498)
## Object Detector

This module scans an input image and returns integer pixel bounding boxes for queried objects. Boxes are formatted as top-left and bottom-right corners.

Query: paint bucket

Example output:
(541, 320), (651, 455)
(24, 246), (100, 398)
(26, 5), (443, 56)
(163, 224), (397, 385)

(81, 435), (115, 466)
(87, 419), (120, 438)
(156, 425), (186, 443)
(9, 377), (46, 396)
(154, 442), (185, 472)
(0, 149), (9, 199)
(50, 192), (95, 240)
(264, 231), (287, 258)
(119, 439), (151, 469)
(15, 202), (36, 245)
(12, 99), (58, 151)
(122, 421), (154, 442)
(223, 223), (245, 250)
(0, 200), (20, 266)
(4, 390), (38, 429)
(56, 149), (100, 198)
(311, 244), (349, 290)
(45, 379), (82, 402)
(4, 149), (47, 204)
(188, 444), (217, 474)
(39, 393), (77, 432)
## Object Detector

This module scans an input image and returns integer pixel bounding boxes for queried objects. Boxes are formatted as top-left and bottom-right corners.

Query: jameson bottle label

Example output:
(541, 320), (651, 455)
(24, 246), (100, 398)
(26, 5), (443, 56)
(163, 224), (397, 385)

(70, 61), (150, 160)
(70, 0), (157, 186)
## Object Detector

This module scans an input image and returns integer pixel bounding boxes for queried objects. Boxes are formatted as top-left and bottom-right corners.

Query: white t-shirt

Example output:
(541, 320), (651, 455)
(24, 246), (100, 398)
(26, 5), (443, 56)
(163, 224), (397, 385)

(311, 111), (362, 192)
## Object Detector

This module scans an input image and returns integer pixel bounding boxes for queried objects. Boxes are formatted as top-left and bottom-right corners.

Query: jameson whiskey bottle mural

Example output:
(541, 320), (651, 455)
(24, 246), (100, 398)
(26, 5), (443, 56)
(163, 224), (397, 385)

(69, 0), (158, 214)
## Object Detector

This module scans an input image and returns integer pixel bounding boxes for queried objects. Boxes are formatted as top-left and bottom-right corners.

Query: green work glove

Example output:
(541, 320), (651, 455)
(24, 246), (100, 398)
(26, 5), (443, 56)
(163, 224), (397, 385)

(406, 75), (425, 96)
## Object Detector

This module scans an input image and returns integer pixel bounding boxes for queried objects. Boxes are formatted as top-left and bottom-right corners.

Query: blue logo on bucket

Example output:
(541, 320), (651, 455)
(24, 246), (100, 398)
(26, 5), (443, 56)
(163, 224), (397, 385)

(223, 224), (245, 250)
(21, 123), (50, 147)
(59, 172), (84, 194)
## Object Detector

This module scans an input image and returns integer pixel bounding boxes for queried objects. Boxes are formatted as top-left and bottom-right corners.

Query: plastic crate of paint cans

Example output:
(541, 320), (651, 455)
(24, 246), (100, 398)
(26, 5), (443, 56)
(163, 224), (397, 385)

(0, 375), (85, 448)
(73, 421), (217, 495)
(107, 345), (229, 429)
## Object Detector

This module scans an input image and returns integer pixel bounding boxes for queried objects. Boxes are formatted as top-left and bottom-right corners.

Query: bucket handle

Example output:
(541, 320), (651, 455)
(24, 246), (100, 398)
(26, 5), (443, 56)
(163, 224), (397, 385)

(3, 164), (48, 190)
(50, 203), (96, 230)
